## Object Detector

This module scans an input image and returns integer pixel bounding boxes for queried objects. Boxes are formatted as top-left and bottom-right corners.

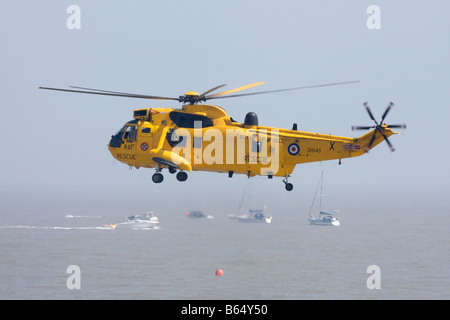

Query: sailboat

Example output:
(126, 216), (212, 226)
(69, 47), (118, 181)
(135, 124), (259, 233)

(228, 180), (272, 223)
(308, 171), (340, 226)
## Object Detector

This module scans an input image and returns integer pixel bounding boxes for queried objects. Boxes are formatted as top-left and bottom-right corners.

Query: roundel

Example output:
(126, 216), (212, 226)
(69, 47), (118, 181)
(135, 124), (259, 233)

(140, 142), (149, 151)
(288, 143), (300, 155)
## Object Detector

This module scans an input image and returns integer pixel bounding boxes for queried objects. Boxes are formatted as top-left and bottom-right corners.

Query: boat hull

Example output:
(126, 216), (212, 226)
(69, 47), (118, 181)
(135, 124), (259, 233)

(116, 213), (159, 229)
(115, 221), (159, 229)
(229, 214), (272, 223)
(308, 217), (340, 226)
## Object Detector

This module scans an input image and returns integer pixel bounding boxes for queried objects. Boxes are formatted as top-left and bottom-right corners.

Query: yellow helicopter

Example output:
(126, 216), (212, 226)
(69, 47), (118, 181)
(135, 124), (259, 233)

(39, 81), (405, 191)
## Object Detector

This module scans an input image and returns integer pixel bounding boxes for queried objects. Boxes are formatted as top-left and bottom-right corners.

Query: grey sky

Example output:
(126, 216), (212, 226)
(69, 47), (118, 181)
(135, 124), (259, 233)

(1, 1), (449, 215)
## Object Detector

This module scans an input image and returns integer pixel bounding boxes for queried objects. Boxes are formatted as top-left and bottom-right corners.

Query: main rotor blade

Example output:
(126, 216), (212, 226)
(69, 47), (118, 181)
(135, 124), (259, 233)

(206, 80), (360, 101)
(208, 82), (265, 98)
(352, 125), (375, 130)
(69, 86), (158, 96)
(381, 132), (395, 152)
(198, 84), (227, 98)
(380, 102), (394, 124)
(39, 86), (179, 101)
(366, 131), (377, 152)
(387, 124), (407, 129)
(363, 102), (378, 125)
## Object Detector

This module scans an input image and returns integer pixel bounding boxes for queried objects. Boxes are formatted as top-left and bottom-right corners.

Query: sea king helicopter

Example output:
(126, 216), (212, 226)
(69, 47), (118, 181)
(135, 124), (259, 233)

(39, 81), (405, 191)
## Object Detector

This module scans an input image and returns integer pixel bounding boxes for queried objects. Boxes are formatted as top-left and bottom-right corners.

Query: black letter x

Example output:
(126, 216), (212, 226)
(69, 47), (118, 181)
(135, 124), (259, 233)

(329, 141), (335, 150)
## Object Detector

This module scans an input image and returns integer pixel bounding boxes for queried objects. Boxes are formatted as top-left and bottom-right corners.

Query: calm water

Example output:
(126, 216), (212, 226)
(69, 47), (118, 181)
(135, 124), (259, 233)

(0, 187), (449, 300)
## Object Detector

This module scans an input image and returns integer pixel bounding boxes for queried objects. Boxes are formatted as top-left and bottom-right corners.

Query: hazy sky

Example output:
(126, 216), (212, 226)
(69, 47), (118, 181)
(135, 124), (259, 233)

(1, 1), (449, 216)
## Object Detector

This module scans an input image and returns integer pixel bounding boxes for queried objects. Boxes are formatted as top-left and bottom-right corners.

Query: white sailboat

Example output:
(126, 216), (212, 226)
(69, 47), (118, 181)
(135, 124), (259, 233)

(308, 171), (340, 226)
(228, 180), (272, 223)
(229, 209), (272, 223)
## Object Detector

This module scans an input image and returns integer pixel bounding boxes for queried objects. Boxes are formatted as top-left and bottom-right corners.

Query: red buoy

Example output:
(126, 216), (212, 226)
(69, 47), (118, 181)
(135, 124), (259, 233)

(215, 269), (223, 276)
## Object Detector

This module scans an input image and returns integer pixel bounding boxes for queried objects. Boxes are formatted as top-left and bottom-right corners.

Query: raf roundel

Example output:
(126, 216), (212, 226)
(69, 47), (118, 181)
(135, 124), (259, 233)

(140, 142), (149, 151)
(288, 143), (300, 156)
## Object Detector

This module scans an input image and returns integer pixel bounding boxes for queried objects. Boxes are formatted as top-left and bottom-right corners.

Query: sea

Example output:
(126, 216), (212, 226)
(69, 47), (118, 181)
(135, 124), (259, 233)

(0, 185), (449, 302)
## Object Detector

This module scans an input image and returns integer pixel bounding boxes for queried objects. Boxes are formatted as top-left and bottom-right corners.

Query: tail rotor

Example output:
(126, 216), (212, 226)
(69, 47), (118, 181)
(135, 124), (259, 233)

(352, 102), (406, 152)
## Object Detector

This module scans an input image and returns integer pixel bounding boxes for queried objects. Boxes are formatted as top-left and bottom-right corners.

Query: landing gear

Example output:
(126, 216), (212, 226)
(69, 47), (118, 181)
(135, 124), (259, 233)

(283, 175), (294, 191)
(151, 166), (188, 183)
(168, 166), (177, 174)
(152, 172), (164, 183)
(152, 165), (164, 183)
(176, 171), (188, 182)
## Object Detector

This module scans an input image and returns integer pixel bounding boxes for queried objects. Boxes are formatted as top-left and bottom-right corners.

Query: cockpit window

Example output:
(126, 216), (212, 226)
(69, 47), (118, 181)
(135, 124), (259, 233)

(124, 125), (137, 140)
(113, 120), (138, 141)
(169, 111), (213, 128)
(110, 120), (138, 148)
(114, 124), (127, 140)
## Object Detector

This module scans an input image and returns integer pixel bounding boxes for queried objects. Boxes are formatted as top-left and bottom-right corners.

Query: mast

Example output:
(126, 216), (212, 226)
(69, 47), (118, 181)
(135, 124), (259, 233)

(308, 172), (322, 217)
(319, 170), (324, 213)
(238, 179), (251, 214)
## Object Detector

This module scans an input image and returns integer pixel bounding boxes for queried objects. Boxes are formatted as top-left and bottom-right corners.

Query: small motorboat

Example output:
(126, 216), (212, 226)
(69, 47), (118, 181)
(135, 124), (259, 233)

(185, 210), (214, 219)
(115, 212), (159, 229)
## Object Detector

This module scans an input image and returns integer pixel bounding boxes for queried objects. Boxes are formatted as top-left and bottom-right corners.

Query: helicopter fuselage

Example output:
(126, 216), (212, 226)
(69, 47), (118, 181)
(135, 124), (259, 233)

(39, 82), (404, 191)
(108, 104), (396, 181)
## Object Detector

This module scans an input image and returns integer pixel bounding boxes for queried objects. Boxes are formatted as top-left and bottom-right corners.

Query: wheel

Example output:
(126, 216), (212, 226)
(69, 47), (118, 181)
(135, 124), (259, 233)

(176, 171), (188, 182)
(168, 166), (177, 174)
(152, 173), (164, 183)
(285, 183), (293, 191)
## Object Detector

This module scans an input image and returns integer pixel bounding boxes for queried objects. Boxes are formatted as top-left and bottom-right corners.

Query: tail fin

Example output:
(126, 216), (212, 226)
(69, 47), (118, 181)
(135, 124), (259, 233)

(357, 127), (398, 153)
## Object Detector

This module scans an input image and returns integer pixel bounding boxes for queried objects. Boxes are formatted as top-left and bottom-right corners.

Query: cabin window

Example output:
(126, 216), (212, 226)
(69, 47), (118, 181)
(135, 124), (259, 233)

(142, 127), (151, 133)
(169, 111), (214, 128)
(166, 129), (184, 147)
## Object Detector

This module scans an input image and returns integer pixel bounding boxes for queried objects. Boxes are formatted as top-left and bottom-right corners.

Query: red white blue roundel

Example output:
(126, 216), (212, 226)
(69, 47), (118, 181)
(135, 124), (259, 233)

(140, 142), (149, 151)
(288, 143), (300, 155)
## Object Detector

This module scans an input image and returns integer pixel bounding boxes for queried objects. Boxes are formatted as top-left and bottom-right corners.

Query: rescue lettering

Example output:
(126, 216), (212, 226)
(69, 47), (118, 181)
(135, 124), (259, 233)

(116, 153), (136, 160)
